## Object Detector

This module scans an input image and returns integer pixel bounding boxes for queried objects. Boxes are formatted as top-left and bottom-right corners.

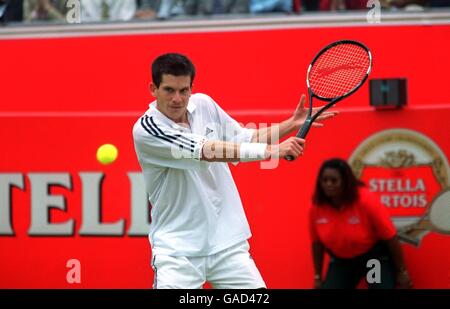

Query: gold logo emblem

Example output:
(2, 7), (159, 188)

(349, 129), (450, 246)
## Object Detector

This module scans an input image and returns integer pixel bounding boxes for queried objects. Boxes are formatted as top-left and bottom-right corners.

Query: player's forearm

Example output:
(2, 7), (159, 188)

(201, 140), (269, 162)
(201, 140), (239, 162)
(251, 118), (296, 144)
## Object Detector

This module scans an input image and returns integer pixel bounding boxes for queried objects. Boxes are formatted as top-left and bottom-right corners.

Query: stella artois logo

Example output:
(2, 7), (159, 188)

(349, 129), (449, 246)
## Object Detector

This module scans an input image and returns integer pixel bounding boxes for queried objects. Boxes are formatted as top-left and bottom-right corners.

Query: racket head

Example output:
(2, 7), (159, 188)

(307, 40), (372, 101)
(429, 189), (450, 234)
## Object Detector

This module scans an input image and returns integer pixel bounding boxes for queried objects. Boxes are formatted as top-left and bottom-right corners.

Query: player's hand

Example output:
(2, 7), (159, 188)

(291, 94), (339, 130)
(269, 137), (305, 159)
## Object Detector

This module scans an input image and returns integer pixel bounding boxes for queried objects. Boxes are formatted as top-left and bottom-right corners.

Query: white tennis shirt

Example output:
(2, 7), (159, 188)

(133, 93), (255, 256)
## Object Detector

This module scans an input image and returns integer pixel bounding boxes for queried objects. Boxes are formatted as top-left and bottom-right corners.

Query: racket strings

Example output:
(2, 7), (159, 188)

(309, 44), (370, 99)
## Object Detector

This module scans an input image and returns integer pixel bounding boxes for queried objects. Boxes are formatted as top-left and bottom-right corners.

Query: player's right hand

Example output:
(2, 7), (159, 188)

(269, 137), (305, 159)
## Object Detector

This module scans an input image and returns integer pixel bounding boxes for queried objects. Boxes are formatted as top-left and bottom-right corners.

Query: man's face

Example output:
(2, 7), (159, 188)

(150, 74), (192, 123)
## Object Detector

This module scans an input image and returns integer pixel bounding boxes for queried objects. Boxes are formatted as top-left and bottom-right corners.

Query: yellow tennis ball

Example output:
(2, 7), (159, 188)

(96, 144), (118, 165)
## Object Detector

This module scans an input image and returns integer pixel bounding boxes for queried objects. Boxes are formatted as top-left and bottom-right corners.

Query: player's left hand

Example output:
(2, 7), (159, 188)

(291, 94), (339, 130)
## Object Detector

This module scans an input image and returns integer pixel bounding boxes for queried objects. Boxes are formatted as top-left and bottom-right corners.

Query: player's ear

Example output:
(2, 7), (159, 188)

(149, 82), (157, 96)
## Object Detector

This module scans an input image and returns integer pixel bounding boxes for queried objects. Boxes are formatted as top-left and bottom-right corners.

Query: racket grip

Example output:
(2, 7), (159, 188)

(284, 120), (312, 161)
(285, 155), (295, 161)
(297, 119), (312, 139)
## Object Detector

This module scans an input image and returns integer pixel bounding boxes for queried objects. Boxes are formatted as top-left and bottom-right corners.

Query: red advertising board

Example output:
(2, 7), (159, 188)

(1, 22), (449, 288)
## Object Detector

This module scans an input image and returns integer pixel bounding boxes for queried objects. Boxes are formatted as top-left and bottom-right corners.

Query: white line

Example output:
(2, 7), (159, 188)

(0, 104), (449, 118)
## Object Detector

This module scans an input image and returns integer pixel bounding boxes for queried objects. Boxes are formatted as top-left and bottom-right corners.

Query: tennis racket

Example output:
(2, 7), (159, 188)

(397, 189), (450, 246)
(286, 40), (372, 161)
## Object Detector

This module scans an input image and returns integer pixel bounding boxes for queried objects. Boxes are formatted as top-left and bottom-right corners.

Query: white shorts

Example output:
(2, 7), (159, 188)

(151, 241), (266, 289)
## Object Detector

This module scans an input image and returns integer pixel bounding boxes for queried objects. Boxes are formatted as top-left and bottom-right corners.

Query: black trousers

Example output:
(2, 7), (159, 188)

(322, 242), (396, 289)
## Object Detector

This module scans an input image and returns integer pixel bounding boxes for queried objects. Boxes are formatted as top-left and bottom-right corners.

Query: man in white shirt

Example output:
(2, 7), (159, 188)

(133, 53), (337, 289)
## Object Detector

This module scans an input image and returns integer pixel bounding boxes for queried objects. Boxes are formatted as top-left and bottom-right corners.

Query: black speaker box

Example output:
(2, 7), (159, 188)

(369, 79), (407, 109)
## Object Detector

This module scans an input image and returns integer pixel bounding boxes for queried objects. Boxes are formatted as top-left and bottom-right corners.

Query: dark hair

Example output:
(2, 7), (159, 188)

(151, 53), (196, 88)
(312, 158), (364, 206)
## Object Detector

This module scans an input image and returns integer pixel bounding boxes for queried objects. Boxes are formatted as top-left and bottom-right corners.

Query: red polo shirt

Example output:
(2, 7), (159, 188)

(309, 187), (396, 259)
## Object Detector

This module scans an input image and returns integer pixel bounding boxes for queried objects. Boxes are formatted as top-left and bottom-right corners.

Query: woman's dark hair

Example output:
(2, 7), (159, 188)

(151, 53), (196, 88)
(313, 158), (364, 206)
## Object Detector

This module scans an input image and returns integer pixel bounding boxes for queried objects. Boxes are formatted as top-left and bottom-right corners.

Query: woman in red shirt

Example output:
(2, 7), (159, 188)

(310, 158), (412, 289)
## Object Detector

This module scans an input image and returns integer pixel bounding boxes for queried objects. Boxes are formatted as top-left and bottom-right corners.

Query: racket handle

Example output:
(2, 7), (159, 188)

(285, 155), (295, 161)
(297, 119), (312, 139)
(284, 119), (312, 161)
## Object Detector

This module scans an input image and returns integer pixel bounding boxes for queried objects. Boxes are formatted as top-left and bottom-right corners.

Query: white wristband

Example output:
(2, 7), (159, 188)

(239, 143), (268, 162)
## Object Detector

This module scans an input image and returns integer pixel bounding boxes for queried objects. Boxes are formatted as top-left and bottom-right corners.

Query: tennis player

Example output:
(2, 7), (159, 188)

(133, 53), (338, 289)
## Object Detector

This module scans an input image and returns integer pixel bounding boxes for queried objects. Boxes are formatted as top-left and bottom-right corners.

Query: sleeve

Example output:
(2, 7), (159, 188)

(362, 189), (397, 240)
(309, 206), (320, 242)
(133, 115), (209, 170)
(207, 95), (255, 144)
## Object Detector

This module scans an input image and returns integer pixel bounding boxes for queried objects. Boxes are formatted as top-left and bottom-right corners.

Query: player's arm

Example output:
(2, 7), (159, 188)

(201, 137), (305, 162)
(135, 114), (305, 165)
(251, 94), (338, 144)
